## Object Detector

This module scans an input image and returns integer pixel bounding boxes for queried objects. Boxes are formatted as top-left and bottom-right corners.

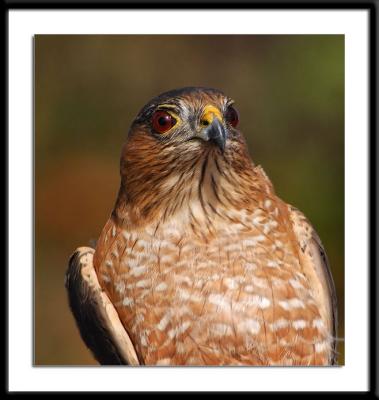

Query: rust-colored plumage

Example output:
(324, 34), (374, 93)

(68, 87), (337, 366)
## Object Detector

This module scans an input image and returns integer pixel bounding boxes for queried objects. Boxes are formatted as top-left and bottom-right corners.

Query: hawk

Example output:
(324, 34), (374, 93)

(66, 87), (338, 366)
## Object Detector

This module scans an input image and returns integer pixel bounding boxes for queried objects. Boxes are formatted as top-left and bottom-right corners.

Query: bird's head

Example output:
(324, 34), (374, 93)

(117, 87), (259, 225)
(130, 86), (239, 153)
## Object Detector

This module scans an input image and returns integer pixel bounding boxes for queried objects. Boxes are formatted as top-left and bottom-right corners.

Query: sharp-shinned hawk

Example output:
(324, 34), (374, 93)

(66, 87), (338, 366)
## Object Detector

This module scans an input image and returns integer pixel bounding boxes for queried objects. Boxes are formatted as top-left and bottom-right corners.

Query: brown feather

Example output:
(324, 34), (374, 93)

(89, 87), (337, 365)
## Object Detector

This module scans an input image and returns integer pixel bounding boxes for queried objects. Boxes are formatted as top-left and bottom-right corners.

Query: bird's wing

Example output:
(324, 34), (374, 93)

(288, 206), (338, 364)
(65, 246), (140, 365)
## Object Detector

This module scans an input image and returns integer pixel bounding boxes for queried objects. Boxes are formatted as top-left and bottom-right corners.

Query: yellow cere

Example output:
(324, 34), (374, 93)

(200, 105), (223, 127)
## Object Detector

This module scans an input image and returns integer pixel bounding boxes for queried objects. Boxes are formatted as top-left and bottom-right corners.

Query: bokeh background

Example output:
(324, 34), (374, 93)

(35, 35), (344, 365)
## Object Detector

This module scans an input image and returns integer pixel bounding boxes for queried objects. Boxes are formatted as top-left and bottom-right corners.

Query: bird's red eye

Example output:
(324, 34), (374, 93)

(152, 111), (176, 134)
(225, 106), (239, 128)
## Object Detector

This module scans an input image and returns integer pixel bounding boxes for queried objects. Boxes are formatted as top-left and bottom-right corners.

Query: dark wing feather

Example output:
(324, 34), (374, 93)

(289, 207), (338, 365)
(308, 229), (338, 363)
(65, 247), (139, 365)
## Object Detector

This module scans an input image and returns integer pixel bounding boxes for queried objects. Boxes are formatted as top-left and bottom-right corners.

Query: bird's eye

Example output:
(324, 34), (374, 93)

(152, 111), (176, 134)
(225, 106), (239, 128)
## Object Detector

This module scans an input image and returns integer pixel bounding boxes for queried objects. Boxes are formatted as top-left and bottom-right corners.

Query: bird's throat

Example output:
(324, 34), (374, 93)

(115, 149), (261, 233)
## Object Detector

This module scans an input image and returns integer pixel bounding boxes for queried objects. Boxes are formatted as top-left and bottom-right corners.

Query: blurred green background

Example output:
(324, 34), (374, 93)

(35, 35), (344, 365)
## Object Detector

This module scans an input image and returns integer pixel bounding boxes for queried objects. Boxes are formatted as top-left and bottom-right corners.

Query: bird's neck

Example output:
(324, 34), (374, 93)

(113, 143), (274, 235)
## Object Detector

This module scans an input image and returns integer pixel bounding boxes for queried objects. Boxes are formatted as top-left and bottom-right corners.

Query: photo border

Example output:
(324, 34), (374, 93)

(5, 0), (377, 396)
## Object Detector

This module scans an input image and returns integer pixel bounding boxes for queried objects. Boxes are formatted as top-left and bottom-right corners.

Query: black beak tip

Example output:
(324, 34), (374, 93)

(205, 119), (227, 152)
(215, 136), (225, 152)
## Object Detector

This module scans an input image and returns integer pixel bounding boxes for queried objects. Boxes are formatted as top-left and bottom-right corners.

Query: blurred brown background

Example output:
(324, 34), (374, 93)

(35, 35), (344, 365)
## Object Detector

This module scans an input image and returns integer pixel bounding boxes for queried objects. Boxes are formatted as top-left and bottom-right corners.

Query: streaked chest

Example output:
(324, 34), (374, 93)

(96, 206), (328, 365)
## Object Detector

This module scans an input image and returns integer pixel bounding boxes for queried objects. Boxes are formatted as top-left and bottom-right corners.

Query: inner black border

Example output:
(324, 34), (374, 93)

(5, 0), (377, 396)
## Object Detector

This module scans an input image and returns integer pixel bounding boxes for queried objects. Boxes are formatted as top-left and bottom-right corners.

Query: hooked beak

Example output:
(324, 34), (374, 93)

(204, 118), (227, 152)
(195, 118), (227, 152)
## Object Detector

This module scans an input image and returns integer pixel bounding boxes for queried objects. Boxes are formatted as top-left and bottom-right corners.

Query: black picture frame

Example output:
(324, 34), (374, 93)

(5, 0), (377, 396)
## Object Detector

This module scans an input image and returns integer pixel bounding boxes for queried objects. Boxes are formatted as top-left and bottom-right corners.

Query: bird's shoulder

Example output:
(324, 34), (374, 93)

(66, 246), (139, 365)
(287, 204), (338, 363)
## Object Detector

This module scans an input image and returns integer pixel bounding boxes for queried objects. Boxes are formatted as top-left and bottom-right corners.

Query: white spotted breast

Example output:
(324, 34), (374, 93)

(94, 200), (333, 366)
